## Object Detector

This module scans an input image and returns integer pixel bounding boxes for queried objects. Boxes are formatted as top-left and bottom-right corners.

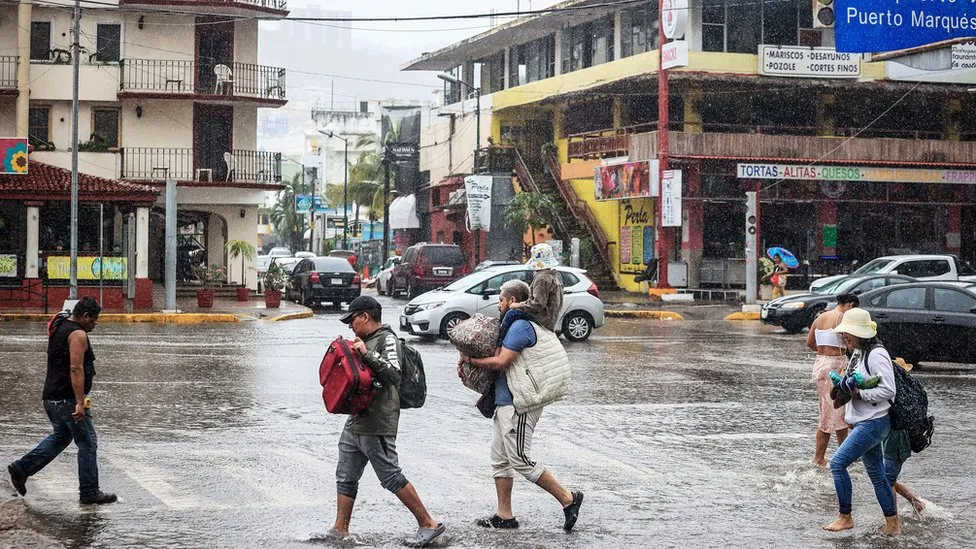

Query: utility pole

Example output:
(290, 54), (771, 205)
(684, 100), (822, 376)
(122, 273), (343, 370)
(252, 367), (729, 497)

(69, 0), (81, 299)
(383, 154), (391, 264)
(656, 0), (670, 289)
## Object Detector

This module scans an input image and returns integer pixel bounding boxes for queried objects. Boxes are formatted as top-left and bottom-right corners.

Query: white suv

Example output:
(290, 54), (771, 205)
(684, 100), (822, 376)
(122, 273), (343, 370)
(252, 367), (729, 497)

(810, 254), (976, 292)
(399, 265), (605, 342)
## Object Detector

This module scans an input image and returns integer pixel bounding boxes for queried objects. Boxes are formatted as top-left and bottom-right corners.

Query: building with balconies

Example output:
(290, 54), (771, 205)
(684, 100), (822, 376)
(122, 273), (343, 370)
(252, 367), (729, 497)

(0, 0), (287, 304)
(404, 0), (976, 292)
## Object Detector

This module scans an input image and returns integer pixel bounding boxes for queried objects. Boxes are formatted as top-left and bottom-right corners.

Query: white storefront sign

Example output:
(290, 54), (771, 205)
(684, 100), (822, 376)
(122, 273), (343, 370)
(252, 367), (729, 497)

(758, 45), (861, 78)
(662, 40), (689, 70)
(952, 42), (976, 70)
(464, 175), (493, 231)
(662, 0), (688, 40)
(662, 170), (682, 228)
(737, 163), (976, 184)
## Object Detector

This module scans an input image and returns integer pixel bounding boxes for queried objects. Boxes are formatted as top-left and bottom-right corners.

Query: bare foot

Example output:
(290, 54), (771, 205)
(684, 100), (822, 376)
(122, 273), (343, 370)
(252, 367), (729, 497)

(823, 515), (854, 532)
(813, 458), (829, 469)
(881, 520), (902, 536)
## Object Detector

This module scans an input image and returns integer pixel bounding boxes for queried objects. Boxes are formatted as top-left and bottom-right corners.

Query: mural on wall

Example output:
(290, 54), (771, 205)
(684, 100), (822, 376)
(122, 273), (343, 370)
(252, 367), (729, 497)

(595, 160), (657, 201)
(619, 200), (654, 274)
(47, 256), (128, 280)
(1, 138), (28, 175)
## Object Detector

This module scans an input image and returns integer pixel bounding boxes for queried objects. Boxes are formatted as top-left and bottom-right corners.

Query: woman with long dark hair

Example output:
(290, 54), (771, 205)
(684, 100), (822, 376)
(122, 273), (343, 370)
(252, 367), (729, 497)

(823, 308), (901, 536)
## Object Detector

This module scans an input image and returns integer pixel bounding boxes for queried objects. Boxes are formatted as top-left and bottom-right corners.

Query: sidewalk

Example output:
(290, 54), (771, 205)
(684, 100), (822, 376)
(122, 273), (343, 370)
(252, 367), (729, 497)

(600, 290), (740, 321)
(0, 295), (313, 324)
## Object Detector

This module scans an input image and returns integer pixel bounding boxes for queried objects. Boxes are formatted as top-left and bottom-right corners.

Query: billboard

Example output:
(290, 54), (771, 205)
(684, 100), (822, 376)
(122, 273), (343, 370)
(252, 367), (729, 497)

(47, 256), (128, 280)
(1, 138), (28, 175)
(835, 0), (976, 53)
(594, 160), (658, 201)
(464, 175), (493, 231)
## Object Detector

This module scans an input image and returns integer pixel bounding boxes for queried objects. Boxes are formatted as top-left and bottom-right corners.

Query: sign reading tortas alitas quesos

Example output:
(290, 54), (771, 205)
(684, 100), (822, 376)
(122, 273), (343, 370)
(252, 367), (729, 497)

(758, 45), (861, 78)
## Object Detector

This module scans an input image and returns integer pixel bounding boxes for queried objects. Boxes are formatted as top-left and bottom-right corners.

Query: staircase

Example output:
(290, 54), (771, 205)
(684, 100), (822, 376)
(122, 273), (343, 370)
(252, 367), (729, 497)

(510, 146), (618, 291)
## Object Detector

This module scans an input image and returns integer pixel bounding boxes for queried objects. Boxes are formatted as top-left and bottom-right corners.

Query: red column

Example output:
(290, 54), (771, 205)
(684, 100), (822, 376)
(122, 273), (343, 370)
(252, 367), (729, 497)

(947, 205), (962, 254)
(134, 278), (153, 310)
(817, 202), (838, 257)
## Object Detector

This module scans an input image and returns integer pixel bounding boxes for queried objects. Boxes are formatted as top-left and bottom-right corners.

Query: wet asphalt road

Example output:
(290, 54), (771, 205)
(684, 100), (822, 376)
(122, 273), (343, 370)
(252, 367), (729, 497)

(1, 294), (975, 549)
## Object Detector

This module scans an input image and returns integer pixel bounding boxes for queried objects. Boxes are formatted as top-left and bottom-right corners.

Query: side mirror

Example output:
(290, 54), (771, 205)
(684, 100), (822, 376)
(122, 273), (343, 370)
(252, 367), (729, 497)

(852, 289), (863, 295)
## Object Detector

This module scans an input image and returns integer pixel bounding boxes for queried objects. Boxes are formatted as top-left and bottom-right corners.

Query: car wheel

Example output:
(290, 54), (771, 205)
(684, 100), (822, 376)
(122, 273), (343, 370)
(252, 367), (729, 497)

(439, 312), (469, 338)
(562, 311), (593, 342)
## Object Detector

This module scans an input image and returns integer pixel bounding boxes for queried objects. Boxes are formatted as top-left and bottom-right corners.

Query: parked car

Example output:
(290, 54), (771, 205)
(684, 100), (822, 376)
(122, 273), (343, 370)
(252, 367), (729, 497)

(376, 256), (402, 296)
(257, 247), (294, 276)
(761, 274), (915, 333)
(809, 254), (976, 292)
(391, 243), (470, 299)
(329, 249), (358, 268)
(859, 281), (976, 365)
(289, 257), (361, 308)
(295, 251), (316, 259)
(399, 264), (604, 342)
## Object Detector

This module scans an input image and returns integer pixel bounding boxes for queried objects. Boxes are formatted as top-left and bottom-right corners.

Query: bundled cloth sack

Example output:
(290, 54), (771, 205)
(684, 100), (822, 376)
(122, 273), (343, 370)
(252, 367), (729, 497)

(448, 314), (499, 394)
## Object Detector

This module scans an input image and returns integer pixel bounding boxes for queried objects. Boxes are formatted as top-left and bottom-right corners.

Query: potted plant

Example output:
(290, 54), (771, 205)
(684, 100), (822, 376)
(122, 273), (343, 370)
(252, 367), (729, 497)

(193, 264), (226, 308)
(263, 261), (285, 309)
(224, 239), (256, 302)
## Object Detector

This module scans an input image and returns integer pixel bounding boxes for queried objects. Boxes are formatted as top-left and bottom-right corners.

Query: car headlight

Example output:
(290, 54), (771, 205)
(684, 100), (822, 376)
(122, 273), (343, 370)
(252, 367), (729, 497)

(782, 302), (806, 310)
(415, 302), (445, 311)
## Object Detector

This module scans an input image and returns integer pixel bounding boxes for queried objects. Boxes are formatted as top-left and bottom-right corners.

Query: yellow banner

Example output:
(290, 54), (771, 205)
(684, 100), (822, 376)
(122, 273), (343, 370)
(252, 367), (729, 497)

(47, 256), (128, 280)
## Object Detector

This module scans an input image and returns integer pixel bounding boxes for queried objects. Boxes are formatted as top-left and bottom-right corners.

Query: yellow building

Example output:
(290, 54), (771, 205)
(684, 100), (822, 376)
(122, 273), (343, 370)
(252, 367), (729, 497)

(405, 0), (976, 293)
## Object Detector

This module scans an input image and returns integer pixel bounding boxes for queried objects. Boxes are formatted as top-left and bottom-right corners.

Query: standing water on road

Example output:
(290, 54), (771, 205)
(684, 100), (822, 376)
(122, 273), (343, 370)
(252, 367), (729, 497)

(1, 305), (974, 548)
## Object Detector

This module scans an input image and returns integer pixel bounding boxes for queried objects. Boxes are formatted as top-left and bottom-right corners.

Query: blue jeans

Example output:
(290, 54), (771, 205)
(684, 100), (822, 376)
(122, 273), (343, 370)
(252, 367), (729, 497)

(13, 400), (100, 498)
(829, 415), (896, 517)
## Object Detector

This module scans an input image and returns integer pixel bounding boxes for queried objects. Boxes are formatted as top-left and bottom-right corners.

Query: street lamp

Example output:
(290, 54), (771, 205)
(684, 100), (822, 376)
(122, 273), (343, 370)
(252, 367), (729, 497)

(320, 129), (349, 250)
(282, 156), (311, 252)
(437, 72), (482, 263)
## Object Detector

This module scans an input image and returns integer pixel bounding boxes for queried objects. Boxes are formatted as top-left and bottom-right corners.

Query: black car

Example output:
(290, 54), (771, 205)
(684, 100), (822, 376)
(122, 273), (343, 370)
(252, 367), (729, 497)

(289, 257), (361, 308)
(860, 282), (976, 365)
(761, 274), (915, 333)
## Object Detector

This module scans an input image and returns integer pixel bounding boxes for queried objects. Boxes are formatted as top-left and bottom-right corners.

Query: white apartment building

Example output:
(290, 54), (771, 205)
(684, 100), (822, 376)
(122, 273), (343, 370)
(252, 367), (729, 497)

(0, 0), (288, 291)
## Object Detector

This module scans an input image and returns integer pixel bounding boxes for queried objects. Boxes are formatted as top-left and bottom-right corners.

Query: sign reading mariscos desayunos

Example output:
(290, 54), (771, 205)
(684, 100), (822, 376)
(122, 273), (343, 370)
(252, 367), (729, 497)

(758, 45), (860, 78)
(737, 163), (976, 184)
(836, 0), (976, 53)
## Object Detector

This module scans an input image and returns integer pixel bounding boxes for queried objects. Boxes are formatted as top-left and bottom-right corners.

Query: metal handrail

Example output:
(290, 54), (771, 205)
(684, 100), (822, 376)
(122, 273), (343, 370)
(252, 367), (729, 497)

(542, 149), (611, 265)
(120, 59), (286, 101)
(120, 148), (282, 183)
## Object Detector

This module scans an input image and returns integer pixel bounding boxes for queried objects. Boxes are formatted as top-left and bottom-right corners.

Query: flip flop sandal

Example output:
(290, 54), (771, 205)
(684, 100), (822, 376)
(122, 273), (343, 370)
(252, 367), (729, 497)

(407, 523), (445, 548)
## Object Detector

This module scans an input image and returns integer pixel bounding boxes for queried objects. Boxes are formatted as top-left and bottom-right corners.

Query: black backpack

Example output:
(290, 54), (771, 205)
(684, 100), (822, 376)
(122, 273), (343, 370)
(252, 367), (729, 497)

(866, 346), (935, 453)
(397, 337), (427, 409)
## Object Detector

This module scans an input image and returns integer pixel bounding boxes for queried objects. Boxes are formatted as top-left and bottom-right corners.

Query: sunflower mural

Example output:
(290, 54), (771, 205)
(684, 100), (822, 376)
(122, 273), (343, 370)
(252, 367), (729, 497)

(1, 138), (29, 175)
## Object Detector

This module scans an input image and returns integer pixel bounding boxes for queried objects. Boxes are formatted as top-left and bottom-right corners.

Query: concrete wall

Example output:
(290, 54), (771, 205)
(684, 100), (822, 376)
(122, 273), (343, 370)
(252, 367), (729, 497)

(234, 20), (259, 65)
(419, 95), (493, 184)
(0, 99), (16, 137)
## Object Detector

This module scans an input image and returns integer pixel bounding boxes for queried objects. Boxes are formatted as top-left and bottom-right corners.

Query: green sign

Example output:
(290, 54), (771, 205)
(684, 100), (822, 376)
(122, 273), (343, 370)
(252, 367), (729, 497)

(822, 225), (838, 248)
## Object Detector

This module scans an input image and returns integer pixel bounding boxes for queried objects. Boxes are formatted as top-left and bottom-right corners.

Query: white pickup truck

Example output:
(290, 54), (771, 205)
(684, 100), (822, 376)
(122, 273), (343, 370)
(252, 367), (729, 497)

(810, 254), (976, 292)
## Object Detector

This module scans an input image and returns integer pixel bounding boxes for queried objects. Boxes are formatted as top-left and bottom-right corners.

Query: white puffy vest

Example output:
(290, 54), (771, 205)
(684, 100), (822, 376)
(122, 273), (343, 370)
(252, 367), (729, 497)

(507, 321), (572, 413)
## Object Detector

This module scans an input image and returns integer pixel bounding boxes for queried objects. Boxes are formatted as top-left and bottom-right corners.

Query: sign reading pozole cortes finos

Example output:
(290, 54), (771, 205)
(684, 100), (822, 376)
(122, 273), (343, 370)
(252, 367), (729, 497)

(737, 163), (976, 184)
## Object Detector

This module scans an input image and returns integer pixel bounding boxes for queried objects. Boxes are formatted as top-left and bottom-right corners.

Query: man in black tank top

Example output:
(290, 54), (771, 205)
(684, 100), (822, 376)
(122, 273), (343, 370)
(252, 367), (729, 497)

(7, 297), (117, 505)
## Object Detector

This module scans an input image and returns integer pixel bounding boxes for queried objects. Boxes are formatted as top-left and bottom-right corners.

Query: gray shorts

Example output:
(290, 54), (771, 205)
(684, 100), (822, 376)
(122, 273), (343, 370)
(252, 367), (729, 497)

(336, 429), (408, 498)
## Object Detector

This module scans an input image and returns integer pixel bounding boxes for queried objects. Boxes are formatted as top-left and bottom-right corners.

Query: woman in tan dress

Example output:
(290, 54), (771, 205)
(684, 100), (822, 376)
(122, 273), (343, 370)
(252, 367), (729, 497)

(806, 293), (859, 467)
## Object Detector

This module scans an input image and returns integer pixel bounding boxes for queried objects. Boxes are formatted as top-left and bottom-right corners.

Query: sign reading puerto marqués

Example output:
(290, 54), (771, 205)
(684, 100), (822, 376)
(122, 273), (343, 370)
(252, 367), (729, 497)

(836, 0), (976, 53)
(737, 163), (976, 184)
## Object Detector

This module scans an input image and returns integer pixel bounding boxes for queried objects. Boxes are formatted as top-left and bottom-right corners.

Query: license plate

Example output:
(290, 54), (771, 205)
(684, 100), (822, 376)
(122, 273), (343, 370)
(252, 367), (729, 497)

(400, 315), (408, 329)
(331, 278), (343, 285)
(761, 309), (768, 319)
(433, 267), (452, 276)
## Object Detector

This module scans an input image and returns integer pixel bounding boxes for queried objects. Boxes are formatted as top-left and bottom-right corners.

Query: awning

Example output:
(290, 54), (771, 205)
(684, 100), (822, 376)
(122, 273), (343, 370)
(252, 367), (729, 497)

(389, 194), (421, 229)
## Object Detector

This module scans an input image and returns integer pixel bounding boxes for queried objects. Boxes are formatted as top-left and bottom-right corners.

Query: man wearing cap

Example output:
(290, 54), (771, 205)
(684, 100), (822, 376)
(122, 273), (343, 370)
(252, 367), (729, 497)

(330, 296), (445, 547)
(823, 307), (901, 536)
(510, 242), (563, 332)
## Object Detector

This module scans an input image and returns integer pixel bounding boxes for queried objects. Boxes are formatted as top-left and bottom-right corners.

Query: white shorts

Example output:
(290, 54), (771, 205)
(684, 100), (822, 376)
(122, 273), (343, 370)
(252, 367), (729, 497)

(491, 405), (546, 482)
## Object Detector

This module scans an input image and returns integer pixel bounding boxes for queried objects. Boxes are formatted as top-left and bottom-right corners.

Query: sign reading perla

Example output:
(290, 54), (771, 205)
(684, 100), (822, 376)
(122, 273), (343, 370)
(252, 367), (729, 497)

(758, 45), (861, 78)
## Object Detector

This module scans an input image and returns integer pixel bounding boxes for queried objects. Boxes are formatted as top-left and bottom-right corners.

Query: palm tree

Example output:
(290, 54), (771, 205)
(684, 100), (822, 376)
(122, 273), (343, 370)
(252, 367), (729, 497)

(504, 192), (558, 248)
(224, 239), (256, 286)
(269, 173), (306, 253)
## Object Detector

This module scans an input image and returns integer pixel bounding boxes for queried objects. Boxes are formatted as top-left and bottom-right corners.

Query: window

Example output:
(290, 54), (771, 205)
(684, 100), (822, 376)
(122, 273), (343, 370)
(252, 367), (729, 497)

(443, 66), (461, 104)
(701, 0), (808, 53)
(479, 53), (505, 93)
(562, 17), (614, 73)
(621, 1), (659, 57)
(30, 22), (51, 61)
(897, 260), (951, 278)
(524, 35), (555, 84)
(702, 0), (726, 52)
(559, 272), (580, 287)
(95, 23), (121, 63)
(92, 108), (120, 148)
(472, 270), (530, 295)
(852, 278), (886, 294)
(28, 107), (51, 147)
(885, 287), (927, 310)
(422, 245), (465, 266)
(933, 288), (976, 313)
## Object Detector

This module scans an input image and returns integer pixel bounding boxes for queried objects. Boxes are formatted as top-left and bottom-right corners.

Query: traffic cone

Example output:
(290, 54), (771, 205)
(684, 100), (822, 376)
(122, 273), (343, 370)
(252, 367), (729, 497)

(363, 265), (370, 280)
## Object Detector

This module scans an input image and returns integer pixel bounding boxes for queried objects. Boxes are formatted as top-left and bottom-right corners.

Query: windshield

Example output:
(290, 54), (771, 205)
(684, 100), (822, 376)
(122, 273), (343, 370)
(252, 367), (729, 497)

(312, 258), (354, 272)
(813, 277), (848, 294)
(830, 277), (872, 295)
(852, 259), (893, 275)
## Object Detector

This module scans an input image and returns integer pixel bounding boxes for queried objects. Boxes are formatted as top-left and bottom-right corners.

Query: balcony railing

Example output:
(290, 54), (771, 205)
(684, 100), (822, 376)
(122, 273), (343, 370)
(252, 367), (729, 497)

(120, 59), (286, 102)
(0, 56), (17, 89)
(120, 148), (282, 184)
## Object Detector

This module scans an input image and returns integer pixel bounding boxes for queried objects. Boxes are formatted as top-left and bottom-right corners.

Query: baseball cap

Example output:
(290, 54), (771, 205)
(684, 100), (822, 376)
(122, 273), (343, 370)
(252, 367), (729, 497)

(339, 296), (382, 324)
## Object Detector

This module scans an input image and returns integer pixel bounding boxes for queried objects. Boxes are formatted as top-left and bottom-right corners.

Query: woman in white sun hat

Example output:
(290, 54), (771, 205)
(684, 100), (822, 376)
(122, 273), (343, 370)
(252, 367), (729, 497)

(822, 308), (901, 536)
(510, 243), (563, 332)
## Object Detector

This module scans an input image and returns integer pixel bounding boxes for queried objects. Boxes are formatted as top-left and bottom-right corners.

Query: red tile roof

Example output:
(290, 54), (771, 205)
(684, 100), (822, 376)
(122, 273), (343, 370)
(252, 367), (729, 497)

(0, 160), (158, 202)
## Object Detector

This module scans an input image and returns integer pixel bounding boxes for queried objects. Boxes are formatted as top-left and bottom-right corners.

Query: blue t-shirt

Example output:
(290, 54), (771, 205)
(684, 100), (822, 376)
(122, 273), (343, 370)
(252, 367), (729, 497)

(494, 320), (537, 406)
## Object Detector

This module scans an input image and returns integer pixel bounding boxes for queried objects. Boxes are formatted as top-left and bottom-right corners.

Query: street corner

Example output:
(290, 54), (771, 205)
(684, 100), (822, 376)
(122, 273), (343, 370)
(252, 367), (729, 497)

(103, 313), (241, 324)
(724, 311), (760, 321)
(267, 308), (315, 322)
(605, 309), (684, 320)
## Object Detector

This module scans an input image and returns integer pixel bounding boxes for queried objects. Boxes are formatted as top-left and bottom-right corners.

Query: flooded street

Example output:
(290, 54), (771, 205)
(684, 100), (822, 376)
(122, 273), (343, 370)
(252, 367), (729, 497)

(2, 296), (975, 548)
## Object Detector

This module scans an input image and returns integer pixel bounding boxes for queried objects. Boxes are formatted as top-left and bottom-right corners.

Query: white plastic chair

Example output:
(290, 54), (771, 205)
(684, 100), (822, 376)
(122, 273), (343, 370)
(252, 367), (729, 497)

(213, 64), (233, 94)
(223, 152), (235, 182)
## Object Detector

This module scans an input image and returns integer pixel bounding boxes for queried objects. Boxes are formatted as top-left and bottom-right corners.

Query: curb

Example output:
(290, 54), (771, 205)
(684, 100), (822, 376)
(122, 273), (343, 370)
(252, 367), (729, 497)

(269, 310), (314, 322)
(605, 310), (684, 320)
(724, 312), (760, 321)
(0, 313), (240, 324)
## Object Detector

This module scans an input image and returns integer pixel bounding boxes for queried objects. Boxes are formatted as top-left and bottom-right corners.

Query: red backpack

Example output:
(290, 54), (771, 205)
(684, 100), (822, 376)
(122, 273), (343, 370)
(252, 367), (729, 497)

(319, 337), (376, 414)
